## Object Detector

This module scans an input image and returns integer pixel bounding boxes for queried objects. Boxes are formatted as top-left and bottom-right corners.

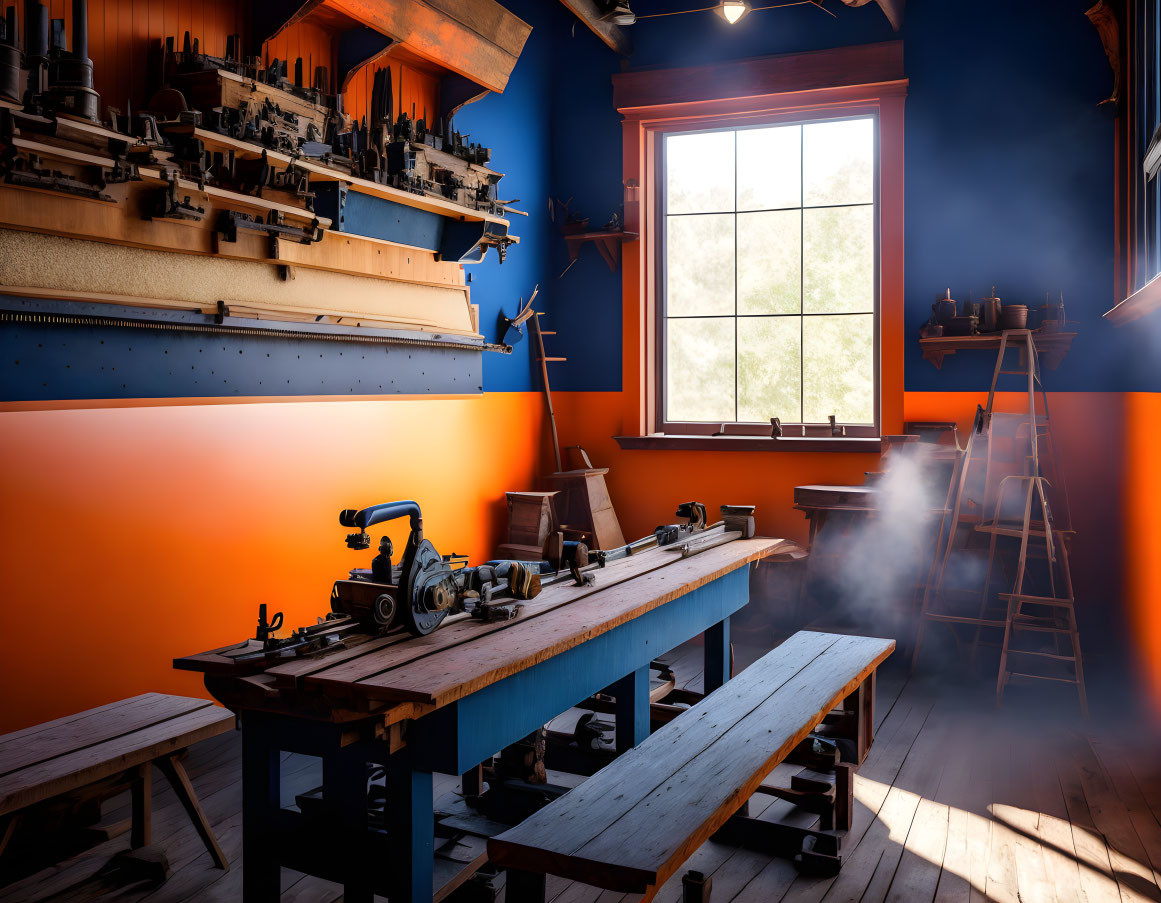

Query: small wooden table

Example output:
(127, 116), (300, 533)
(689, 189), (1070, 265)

(0, 693), (234, 869)
(175, 538), (785, 902)
(793, 484), (878, 547)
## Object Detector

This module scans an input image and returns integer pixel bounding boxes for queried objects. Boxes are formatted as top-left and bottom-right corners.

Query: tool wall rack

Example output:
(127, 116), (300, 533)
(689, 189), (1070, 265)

(0, 294), (488, 402)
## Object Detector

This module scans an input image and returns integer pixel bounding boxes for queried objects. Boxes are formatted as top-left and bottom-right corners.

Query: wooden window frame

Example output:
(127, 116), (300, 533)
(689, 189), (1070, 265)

(653, 109), (882, 438)
(612, 42), (907, 450)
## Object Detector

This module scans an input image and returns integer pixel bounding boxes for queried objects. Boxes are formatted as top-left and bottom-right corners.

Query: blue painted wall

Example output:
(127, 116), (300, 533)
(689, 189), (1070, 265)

(455, 0), (567, 393)
(476, 0), (1156, 393)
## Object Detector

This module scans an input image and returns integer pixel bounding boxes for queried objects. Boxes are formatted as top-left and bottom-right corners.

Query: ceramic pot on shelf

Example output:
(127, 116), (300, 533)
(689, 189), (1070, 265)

(933, 288), (957, 325)
(999, 304), (1028, 330)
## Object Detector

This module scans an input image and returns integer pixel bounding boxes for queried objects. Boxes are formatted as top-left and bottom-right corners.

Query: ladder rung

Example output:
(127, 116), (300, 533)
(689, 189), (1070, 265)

(539, 330), (557, 335)
(1004, 648), (1078, 662)
(1005, 671), (1078, 685)
(1001, 592), (1074, 606)
(539, 357), (567, 362)
(922, 613), (1007, 627)
(1003, 617), (1063, 631)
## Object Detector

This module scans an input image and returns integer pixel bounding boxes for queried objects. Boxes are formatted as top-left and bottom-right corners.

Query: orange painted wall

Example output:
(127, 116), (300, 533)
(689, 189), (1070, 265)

(1125, 392), (1161, 715)
(42, 0), (437, 131)
(0, 393), (543, 732)
(46, 0), (251, 118)
(262, 24), (440, 127)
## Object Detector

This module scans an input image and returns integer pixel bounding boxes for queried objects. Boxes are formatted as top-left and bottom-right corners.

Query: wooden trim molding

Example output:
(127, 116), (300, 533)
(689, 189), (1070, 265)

(612, 41), (904, 113)
(614, 435), (883, 453)
(615, 44), (908, 447)
(1105, 271), (1161, 324)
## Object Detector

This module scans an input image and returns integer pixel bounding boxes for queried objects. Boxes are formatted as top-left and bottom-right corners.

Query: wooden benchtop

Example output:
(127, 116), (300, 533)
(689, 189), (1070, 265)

(488, 631), (895, 895)
(177, 537), (792, 717)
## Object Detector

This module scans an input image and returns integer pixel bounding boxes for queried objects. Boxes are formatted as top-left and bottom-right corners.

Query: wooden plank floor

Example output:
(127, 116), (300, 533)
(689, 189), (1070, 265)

(2, 642), (1159, 903)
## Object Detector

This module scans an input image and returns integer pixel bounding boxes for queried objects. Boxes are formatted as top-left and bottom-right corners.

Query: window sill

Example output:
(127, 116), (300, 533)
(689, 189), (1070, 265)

(1105, 271), (1161, 325)
(613, 434), (883, 453)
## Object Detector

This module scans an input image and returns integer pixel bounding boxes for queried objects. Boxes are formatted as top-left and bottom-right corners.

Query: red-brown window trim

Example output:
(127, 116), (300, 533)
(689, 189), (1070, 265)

(612, 42), (907, 450)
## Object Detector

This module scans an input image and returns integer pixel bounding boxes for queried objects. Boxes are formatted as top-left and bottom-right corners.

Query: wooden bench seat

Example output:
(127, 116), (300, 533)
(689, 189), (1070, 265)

(0, 693), (235, 871)
(488, 630), (893, 900)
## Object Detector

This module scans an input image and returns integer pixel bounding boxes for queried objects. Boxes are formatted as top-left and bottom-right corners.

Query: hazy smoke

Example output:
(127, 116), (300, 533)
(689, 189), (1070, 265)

(817, 441), (979, 640)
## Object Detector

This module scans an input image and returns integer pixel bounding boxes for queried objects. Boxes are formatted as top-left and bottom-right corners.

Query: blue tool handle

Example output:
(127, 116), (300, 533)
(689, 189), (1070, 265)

(358, 500), (422, 530)
(340, 501), (422, 531)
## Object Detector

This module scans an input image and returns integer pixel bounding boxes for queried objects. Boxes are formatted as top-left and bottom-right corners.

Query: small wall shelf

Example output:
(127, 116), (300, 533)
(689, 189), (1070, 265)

(564, 229), (638, 272)
(919, 330), (1077, 370)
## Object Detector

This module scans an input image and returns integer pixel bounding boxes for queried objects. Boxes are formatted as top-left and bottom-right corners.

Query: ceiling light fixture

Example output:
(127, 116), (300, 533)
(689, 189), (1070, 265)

(718, 0), (751, 23)
(632, 1), (836, 25)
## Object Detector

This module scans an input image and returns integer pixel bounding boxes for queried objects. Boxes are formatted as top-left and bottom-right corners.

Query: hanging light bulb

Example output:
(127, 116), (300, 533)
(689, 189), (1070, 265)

(718, 0), (751, 23)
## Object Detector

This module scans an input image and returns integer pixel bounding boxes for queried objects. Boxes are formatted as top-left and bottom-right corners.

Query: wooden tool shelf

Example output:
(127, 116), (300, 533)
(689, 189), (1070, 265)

(10, 136), (331, 227)
(919, 330), (1076, 370)
(182, 128), (511, 227)
(564, 229), (638, 272)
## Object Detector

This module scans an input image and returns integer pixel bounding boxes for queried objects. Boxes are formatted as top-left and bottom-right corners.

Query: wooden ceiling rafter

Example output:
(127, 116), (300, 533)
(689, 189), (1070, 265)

(261, 0), (532, 94)
(840, 0), (904, 31)
(557, 0), (632, 56)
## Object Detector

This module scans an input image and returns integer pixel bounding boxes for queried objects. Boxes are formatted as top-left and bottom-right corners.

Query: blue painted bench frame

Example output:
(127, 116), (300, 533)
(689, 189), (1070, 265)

(238, 565), (749, 903)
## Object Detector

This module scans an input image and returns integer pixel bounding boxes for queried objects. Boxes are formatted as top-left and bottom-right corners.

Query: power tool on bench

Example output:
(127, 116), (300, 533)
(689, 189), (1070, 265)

(330, 500), (540, 636)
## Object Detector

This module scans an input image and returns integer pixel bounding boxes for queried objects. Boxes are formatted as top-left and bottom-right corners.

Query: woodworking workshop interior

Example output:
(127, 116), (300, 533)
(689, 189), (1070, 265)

(4, 0), (1161, 901)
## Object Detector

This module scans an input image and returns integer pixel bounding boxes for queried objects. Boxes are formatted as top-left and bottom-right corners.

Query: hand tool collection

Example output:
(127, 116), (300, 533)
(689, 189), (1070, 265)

(1, 0), (518, 260)
(221, 499), (756, 672)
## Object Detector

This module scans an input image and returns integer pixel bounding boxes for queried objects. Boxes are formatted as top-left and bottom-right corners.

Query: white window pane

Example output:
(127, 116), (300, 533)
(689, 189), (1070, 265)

(666, 317), (736, 422)
(666, 131), (735, 214)
(737, 125), (801, 211)
(738, 210), (800, 315)
(666, 213), (735, 316)
(803, 314), (874, 424)
(803, 205), (874, 314)
(737, 317), (802, 423)
(803, 118), (874, 206)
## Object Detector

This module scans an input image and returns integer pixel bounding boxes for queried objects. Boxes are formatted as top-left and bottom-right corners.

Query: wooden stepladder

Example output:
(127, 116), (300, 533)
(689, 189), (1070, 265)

(911, 330), (1087, 714)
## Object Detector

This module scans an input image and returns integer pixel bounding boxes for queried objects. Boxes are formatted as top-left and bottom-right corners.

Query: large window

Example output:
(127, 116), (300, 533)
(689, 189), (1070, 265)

(659, 115), (878, 434)
(1136, 0), (1161, 286)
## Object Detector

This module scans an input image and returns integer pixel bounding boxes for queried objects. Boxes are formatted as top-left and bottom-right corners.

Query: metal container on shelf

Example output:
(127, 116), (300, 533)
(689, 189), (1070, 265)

(999, 304), (1028, 330)
(1040, 292), (1066, 333)
(933, 288), (957, 324)
(980, 286), (1002, 332)
(0, 5), (20, 104)
(946, 315), (979, 336)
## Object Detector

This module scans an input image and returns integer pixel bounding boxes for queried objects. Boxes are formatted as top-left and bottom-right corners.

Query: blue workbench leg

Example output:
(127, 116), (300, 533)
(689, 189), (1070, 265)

(325, 744), (372, 903)
(241, 716), (280, 903)
(613, 665), (650, 752)
(386, 751), (434, 903)
(704, 617), (731, 695)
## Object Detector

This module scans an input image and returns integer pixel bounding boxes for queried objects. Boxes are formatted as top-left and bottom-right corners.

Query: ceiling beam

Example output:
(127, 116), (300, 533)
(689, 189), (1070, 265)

(557, 0), (632, 56)
(840, 0), (905, 32)
(265, 0), (532, 94)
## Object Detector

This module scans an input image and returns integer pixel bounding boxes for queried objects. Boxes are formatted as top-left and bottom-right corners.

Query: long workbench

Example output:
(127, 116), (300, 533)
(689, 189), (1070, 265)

(175, 536), (789, 902)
